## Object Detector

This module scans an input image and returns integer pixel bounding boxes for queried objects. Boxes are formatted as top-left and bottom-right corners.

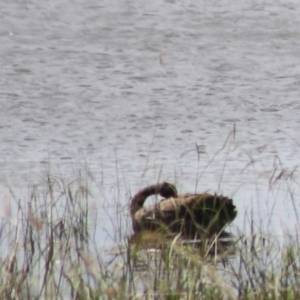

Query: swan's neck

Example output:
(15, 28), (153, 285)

(130, 185), (158, 216)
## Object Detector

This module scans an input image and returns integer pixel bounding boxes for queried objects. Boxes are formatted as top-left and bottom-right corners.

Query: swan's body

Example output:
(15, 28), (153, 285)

(130, 182), (237, 238)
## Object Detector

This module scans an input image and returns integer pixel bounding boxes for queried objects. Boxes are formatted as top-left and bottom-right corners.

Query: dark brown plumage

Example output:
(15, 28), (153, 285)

(130, 182), (237, 238)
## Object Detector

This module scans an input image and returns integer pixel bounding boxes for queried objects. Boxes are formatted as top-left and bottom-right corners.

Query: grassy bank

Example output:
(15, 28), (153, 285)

(0, 169), (299, 300)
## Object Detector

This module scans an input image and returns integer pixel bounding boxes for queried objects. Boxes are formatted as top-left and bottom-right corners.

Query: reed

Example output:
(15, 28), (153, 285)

(0, 139), (299, 299)
(0, 172), (299, 300)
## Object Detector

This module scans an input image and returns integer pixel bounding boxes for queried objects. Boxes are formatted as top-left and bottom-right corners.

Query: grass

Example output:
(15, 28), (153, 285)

(0, 177), (299, 300)
(1, 142), (300, 299)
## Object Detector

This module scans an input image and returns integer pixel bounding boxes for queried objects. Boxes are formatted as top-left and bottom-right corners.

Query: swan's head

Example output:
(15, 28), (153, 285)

(157, 182), (178, 198)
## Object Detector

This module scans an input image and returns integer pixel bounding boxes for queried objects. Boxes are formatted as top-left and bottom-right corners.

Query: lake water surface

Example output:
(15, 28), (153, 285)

(1, 0), (300, 247)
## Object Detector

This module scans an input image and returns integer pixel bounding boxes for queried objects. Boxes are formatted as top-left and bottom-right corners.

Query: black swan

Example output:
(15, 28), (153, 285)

(130, 182), (237, 238)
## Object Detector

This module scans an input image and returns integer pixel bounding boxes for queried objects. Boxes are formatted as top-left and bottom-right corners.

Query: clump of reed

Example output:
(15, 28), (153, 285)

(1, 128), (300, 299)
(0, 173), (94, 299)
(1, 170), (300, 300)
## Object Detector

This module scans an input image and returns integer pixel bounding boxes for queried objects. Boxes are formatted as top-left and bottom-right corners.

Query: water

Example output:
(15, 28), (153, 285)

(1, 0), (300, 245)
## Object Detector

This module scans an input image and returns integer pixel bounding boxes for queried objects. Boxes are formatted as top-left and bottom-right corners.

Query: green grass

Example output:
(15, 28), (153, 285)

(0, 171), (299, 300)
(1, 132), (300, 300)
